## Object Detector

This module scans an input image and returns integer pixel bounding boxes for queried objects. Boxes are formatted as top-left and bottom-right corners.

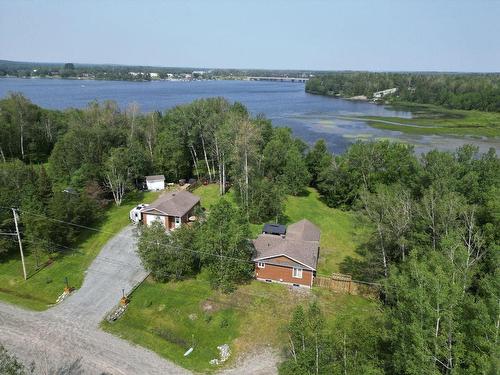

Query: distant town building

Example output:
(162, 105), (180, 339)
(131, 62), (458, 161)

(150, 72), (159, 78)
(373, 88), (398, 99)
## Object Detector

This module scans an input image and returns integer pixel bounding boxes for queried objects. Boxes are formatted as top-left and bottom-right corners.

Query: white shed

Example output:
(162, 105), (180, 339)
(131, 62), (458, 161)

(145, 175), (165, 191)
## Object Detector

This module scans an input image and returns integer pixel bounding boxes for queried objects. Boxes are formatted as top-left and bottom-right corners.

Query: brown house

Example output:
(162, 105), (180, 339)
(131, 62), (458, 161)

(252, 219), (320, 288)
(141, 191), (200, 231)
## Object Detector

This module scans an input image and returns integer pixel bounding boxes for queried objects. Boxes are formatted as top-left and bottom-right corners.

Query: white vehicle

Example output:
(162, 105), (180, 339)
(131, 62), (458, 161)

(129, 203), (149, 224)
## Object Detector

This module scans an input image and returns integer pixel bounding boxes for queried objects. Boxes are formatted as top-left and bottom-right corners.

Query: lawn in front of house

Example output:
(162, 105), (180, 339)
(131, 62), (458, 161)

(193, 185), (366, 274)
(102, 273), (378, 373)
(0, 190), (160, 310)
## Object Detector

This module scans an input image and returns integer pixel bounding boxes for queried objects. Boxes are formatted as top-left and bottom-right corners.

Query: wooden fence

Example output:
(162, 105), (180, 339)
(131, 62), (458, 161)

(314, 273), (379, 298)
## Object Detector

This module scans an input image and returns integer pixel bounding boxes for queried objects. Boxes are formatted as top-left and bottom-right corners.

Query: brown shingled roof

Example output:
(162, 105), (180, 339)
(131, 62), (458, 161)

(252, 219), (320, 270)
(141, 190), (200, 217)
(286, 219), (321, 242)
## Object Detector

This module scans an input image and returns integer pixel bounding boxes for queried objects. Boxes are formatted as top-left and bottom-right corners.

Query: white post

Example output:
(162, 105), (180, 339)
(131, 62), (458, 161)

(12, 208), (27, 280)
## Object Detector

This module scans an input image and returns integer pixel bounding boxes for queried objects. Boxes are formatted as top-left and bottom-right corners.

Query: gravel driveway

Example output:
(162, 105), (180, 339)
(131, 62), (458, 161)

(0, 225), (278, 374)
(0, 225), (189, 374)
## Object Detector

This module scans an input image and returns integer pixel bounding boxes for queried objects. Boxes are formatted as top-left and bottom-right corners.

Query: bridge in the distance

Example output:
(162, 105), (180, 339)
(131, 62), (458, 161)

(247, 76), (309, 83)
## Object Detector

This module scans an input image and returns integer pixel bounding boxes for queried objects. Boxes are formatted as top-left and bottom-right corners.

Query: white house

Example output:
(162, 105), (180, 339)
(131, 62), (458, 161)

(145, 175), (165, 191)
(150, 72), (159, 79)
(141, 191), (200, 231)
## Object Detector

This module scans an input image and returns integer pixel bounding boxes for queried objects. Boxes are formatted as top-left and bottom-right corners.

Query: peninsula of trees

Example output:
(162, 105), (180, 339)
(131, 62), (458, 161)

(306, 72), (500, 112)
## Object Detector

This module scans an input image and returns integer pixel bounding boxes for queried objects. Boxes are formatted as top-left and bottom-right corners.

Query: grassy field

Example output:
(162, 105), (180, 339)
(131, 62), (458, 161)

(358, 103), (500, 138)
(0, 190), (160, 310)
(283, 189), (366, 274)
(103, 273), (378, 373)
(193, 184), (366, 274)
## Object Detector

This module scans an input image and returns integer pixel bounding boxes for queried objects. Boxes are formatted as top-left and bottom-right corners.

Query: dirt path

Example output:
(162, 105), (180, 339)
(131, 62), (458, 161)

(0, 225), (279, 374)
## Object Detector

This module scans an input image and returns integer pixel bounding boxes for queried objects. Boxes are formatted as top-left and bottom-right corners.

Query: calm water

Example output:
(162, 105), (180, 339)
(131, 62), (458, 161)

(1, 77), (498, 154)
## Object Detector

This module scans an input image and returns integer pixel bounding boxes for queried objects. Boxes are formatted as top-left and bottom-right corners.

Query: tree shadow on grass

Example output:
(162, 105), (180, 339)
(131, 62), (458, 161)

(295, 188), (311, 198)
(339, 242), (384, 283)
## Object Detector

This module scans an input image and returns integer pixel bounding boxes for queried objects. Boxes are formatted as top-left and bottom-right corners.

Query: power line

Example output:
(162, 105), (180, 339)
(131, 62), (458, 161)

(5, 236), (144, 271)
(4, 236), (303, 305)
(14, 207), (257, 266)
(2, 206), (386, 289)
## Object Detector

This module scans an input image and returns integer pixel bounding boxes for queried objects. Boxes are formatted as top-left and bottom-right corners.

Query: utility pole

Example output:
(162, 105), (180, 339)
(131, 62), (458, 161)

(12, 208), (27, 280)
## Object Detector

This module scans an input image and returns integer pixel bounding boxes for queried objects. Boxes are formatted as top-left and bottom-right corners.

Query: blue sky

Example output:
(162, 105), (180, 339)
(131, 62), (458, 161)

(1, 0), (499, 71)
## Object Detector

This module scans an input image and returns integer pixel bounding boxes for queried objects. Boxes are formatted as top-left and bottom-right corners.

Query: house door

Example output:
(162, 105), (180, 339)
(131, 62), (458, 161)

(167, 216), (175, 230)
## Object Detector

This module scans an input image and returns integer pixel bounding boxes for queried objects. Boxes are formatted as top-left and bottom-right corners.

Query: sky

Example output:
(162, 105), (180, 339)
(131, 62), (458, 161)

(1, 0), (499, 72)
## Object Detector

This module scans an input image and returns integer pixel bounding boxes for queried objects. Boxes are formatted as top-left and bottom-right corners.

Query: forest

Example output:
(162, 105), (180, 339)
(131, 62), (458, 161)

(306, 72), (500, 112)
(0, 93), (498, 374)
(281, 140), (499, 374)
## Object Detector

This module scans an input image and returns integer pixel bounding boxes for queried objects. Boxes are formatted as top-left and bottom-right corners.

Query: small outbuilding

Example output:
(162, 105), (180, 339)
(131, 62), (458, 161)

(145, 175), (165, 191)
(252, 219), (320, 288)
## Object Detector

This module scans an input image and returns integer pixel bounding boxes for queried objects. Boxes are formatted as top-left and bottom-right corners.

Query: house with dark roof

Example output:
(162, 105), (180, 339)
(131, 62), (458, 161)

(252, 219), (320, 288)
(141, 191), (200, 230)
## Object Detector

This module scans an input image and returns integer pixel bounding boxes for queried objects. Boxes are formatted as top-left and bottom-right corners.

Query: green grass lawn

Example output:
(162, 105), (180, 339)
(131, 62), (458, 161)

(358, 103), (500, 138)
(193, 185), (366, 274)
(283, 189), (367, 274)
(0, 190), (160, 310)
(103, 273), (378, 373)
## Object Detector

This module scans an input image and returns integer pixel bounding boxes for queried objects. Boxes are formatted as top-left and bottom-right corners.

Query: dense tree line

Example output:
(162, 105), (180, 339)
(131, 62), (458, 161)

(0, 93), (309, 273)
(280, 141), (500, 374)
(306, 72), (500, 112)
(0, 60), (315, 81)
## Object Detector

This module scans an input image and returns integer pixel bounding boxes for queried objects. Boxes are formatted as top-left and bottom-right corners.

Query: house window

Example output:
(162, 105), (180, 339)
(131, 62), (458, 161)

(292, 267), (303, 279)
(257, 262), (265, 269)
(150, 215), (163, 225)
(174, 216), (181, 228)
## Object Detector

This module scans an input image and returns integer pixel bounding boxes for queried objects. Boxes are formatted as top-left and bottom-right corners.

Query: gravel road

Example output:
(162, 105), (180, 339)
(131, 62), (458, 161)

(0, 225), (279, 374)
(0, 225), (189, 374)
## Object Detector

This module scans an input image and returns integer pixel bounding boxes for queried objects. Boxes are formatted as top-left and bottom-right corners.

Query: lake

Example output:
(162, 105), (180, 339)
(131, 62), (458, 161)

(0, 77), (498, 154)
